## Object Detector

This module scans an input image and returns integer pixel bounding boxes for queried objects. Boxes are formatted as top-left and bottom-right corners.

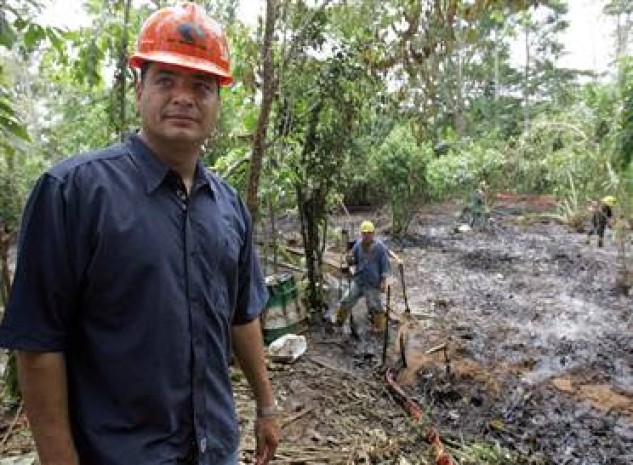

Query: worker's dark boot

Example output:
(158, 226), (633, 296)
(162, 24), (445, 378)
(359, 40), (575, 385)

(598, 238), (604, 248)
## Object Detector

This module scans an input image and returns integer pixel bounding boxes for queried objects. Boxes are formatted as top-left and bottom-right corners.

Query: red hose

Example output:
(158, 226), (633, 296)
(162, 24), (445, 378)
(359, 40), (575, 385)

(385, 368), (456, 465)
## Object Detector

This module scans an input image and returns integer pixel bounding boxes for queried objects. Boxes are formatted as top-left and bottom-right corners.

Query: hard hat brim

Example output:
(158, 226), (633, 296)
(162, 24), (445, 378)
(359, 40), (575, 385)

(129, 52), (234, 86)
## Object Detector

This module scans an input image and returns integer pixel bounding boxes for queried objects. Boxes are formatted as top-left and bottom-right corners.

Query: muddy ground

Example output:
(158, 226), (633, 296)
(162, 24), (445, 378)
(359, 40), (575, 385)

(241, 199), (632, 464)
(1, 199), (632, 464)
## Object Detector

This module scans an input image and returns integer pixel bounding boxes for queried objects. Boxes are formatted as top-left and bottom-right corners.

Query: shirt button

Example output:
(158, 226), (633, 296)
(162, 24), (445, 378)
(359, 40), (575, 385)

(199, 438), (207, 454)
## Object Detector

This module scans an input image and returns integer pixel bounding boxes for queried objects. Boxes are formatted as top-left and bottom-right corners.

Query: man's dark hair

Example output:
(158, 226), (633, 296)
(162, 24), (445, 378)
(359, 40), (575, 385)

(140, 62), (151, 83)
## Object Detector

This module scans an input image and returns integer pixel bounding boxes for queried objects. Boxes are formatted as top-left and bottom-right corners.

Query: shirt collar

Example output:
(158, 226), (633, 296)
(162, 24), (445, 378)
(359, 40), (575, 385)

(127, 132), (215, 196)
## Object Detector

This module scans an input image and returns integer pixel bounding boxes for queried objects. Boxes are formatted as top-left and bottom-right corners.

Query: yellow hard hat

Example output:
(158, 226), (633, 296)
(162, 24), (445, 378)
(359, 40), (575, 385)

(360, 220), (375, 233)
(601, 196), (616, 207)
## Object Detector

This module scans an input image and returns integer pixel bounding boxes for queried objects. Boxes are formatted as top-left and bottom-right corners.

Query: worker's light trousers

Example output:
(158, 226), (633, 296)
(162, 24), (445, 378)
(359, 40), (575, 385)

(339, 280), (383, 314)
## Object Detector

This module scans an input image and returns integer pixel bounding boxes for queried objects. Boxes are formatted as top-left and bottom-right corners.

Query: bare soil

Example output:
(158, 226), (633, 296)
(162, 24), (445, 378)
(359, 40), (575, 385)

(242, 198), (633, 464)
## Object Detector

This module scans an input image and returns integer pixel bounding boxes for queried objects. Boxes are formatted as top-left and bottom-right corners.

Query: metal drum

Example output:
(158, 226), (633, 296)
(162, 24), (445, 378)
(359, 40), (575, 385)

(261, 273), (307, 345)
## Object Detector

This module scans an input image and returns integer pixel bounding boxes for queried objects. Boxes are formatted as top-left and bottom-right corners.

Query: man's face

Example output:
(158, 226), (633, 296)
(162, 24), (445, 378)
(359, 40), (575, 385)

(361, 231), (374, 244)
(136, 63), (220, 146)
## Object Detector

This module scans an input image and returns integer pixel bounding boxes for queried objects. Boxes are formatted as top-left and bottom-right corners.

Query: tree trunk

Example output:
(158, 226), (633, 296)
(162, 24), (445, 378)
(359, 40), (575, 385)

(294, 101), (326, 313)
(114, 0), (132, 141)
(117, 0), (132, 141)
(296, 185), (324, 312)
(453, 29), (466, 135)
(494, 29), (500, 129)
(269, 200), (278, 274)
(246, 0), (278, 218)
(523, 24), (530, 133)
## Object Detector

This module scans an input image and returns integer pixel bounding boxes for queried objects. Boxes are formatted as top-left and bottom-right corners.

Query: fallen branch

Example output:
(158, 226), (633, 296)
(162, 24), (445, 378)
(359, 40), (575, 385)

(241, 444), (350, 463)
(425, 343), (447, 355)
(281, 406), (315, 429)
(282, 245), (342, 271)
(261, 258), (306, 273)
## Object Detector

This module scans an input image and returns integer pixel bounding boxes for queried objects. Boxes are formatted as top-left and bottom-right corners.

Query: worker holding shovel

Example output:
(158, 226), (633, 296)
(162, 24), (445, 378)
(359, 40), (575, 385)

(335, 221), (392, 334)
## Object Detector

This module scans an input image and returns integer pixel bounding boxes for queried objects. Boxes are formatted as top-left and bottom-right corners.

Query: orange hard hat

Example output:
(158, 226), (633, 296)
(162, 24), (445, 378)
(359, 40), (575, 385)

(128, 2), (233, 86)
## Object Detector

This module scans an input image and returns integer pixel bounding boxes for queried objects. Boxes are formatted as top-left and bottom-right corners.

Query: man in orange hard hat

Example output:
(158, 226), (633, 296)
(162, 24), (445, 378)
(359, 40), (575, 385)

(0, 3), (278, 465)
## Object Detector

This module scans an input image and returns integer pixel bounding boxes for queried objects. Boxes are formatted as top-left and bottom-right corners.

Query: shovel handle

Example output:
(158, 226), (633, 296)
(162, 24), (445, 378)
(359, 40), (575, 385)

(399, 262), (411, 315)
(382, 285), (391, 366)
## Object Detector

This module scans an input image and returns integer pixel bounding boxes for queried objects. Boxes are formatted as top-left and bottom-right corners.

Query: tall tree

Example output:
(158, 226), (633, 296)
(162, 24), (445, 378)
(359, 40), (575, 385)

(246, 0), (278, 217)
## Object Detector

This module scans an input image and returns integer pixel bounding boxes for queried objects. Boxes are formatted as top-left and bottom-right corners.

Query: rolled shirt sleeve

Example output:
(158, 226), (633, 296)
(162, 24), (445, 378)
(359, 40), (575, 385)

(0, 174), (77, 351)
(231, 198), (268, 325)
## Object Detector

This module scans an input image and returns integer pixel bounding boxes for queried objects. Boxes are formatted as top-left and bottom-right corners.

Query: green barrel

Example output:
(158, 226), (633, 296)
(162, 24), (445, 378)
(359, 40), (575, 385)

(261, 273), (307, 345)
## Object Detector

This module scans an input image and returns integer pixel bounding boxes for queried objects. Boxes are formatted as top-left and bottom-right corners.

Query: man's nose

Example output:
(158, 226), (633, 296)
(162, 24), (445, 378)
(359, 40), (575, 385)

(170, 81), (195, 106)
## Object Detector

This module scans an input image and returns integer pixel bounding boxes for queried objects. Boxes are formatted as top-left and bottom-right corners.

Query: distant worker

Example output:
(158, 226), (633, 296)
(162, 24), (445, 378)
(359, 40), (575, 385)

(586, 195), (616, 247)
(336, 221), (391, 333)
(461, 180), (489, 228)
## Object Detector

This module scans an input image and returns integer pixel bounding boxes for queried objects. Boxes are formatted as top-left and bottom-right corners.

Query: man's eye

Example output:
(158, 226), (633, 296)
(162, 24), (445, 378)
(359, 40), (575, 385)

(155, 77), (173, 87)
(195, 82), (213, 93)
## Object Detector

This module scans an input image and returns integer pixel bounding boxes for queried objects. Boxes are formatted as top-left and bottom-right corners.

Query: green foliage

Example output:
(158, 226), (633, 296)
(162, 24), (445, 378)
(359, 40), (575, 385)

(0, 150), (46, 229)
(427, 141), (506, 199)
(0, 0), (630, 246)
(37, 86), (117, 159)
(0, 2), (57, 231)
(369, 123), (432, 234)
(208, 84), (261, 190)
(2, 352), (20, 409)
(615, 58), (633, 170)
(508, 109), (616, 198)
(0, 84), (29, 155)
(542, 148), (611, 198)
(451, 440), (524, 465)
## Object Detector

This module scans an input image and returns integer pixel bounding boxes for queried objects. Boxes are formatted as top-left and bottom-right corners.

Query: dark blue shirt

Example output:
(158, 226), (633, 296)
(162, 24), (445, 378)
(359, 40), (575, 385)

(0, 134), (268, 465)
(351, 238), (390, 288)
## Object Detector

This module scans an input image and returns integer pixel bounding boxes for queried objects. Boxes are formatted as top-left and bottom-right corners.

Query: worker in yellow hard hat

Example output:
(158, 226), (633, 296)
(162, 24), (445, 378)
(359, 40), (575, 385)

(601, 196), (616, 208)
(335, 220), (391, 334)
(360, 220), (374, 233)
(586, 196), (616, 247)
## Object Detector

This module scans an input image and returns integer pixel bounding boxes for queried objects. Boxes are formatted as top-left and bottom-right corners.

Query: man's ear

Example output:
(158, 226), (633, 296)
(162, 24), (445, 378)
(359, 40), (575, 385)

(135, 80), (143, 103)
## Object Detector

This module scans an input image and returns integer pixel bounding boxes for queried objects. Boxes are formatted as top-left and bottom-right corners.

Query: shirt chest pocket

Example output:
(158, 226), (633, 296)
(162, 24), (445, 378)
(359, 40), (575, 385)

(195, 214), (243, 274)
(221, 221), (242, 271)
